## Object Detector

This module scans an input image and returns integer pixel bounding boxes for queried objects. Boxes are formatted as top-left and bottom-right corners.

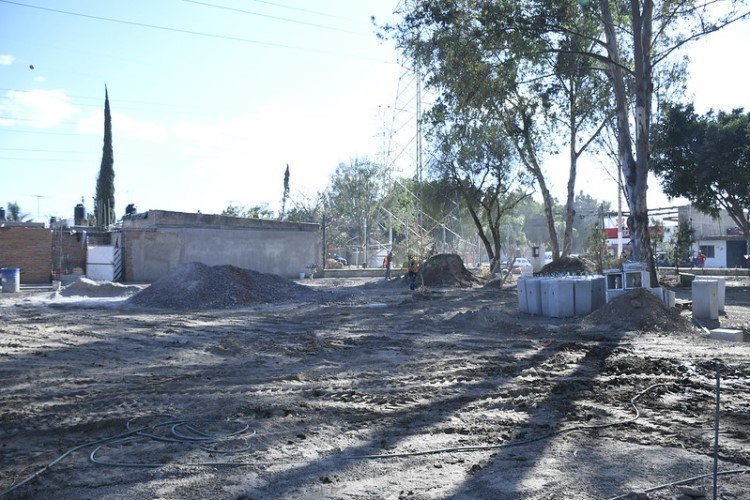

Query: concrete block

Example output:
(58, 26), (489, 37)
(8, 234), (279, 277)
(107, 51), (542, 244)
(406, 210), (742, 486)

(541, 278), (575, 318)
(574, 278), (593, 316)
(665, 290), (676, 309)
(647, 287), (664, 302)
(695, 277), (726, 312)
(709, 329), (747, 342)
(525, 278), (542, 315)
(591, 277), (606, 311)
(692, 279), (719, 320)
(517, 278), (528, 313)
(606, 288), (626, 303)
(573, 277), (605, 315)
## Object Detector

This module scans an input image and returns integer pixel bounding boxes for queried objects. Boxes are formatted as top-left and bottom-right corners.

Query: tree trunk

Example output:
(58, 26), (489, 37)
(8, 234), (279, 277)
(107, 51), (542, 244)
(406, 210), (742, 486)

(562, 86), (578, 256)
(600, 0), (656, 286)
(508, 115), (560, 260)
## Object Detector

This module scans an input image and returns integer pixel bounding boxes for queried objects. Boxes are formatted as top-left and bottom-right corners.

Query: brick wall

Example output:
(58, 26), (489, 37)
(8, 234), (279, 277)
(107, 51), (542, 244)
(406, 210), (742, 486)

(51, 230), (87, 273)
(0, 226), (53, 283)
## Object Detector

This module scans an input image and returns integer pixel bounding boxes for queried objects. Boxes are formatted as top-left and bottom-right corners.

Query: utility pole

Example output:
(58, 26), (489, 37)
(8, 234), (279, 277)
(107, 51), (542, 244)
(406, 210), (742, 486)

(33, 194), (44, 221)
(617, 167), (623, 256)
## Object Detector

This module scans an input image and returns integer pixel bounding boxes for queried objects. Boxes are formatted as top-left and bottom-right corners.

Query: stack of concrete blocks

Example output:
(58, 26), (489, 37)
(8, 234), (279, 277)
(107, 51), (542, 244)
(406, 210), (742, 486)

(647, 287), (676, 308)
(574, 277), (607, 315)
(601, 268), (677, 308)
(694, 277), (726, 313)
(692, 279), (719, 320)
(518, 276), (606, 318)
(604, 269), (651, 302)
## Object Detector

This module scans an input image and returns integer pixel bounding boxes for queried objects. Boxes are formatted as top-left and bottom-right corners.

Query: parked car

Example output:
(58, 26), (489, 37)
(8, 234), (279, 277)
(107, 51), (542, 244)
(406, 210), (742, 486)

(333, 255), (348, 266)
(501, 257), (533, 274)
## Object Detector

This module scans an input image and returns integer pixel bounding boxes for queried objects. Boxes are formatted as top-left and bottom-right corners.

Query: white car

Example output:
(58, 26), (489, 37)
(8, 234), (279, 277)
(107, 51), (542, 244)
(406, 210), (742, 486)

(502, 257), (533, 275)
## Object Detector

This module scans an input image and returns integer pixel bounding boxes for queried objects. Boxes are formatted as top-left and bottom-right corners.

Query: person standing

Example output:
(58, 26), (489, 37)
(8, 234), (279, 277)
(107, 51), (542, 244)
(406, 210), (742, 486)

(407, 255), (420, 290)
(383, 251), (393, 280)
(696, 250), (707, 268)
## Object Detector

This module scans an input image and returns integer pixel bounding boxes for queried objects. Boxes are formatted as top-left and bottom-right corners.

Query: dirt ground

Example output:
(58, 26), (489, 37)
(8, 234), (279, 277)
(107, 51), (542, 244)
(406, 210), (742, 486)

(1, 275), (749, 499)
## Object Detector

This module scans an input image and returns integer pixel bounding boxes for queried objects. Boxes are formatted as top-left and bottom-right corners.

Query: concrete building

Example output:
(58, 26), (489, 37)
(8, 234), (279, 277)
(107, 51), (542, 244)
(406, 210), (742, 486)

(121, 210), (320, 282)
(678, 205), (749, 268)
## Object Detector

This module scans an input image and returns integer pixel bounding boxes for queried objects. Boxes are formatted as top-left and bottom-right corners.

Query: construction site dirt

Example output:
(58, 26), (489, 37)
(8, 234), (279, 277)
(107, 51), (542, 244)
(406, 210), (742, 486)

(1, 273), (749, 499)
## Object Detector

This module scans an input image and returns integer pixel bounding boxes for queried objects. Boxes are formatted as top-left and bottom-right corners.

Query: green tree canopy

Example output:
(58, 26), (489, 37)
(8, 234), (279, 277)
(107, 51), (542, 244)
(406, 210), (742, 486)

(652, 104), (750, 238)
(5, 202), (29, 222)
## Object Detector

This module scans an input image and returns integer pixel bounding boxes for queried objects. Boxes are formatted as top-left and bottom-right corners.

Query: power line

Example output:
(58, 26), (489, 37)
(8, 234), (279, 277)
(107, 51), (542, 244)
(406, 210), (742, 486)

(0, 0), (391, 63)
(0, 129), (88, 136)
(0, 147), (95, 154)
(181, 0), (370, 36)
(245, 0), (362, 22)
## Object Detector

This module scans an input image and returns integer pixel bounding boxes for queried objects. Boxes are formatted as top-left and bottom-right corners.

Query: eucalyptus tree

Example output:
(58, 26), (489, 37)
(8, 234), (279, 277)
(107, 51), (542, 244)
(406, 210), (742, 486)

(587, 0), (747, 283)
(389, 0), (749, 283)
(388, 0), (613, 262)
(429, 113), (533, 272)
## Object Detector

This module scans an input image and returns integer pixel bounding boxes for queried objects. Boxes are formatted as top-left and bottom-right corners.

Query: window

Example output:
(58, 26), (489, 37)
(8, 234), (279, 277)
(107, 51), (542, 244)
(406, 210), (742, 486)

(699, 245), (715, 258)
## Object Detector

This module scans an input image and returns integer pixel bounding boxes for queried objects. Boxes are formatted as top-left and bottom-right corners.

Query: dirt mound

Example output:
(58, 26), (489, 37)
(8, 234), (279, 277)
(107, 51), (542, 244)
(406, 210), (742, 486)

(420, 253), (483, 288)
(60, 278), (142, 298)
(127, 262), (315, 310)
(538, 256), (596, 275)
(585, 287), (693, 332)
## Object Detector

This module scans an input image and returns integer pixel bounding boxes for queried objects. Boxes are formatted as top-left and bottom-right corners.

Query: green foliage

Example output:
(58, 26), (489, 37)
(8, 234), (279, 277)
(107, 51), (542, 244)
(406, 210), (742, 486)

(285, 192), (324, 224)
(94, 86), (115, 226)
(667, 221), (695, 266)
(6, 201), (29, 222)
(221, 203), (275, 219)
(653, 104), (750, 236)
(280, 164), (290, 220)
(324, 158), (386, 260)
(428, 115), (532, 270)
(584, 224), (614, 273)
(572, 194), (611, 253)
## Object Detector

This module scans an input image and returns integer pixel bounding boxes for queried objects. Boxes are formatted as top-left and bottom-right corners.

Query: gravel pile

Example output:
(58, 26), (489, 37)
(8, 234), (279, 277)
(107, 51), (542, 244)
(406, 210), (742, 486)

(60, 278), (142, 298)
(127, 262), (317, 310)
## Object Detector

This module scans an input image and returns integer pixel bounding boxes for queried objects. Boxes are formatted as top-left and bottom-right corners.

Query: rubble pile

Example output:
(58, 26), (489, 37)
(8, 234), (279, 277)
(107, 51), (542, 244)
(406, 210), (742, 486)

(127, 262), (316, 310)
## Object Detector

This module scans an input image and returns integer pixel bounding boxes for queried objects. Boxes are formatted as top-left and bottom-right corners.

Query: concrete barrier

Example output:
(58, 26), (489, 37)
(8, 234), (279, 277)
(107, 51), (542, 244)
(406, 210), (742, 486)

(692, 279), (719, 320)
(541, 279), (575, 318)
(709, 329), (747, 342)
(573, 277), (606, 316)
(525, 278), (542, 315)
(695, 277), (726, 312)
(517, 278), (529, 313)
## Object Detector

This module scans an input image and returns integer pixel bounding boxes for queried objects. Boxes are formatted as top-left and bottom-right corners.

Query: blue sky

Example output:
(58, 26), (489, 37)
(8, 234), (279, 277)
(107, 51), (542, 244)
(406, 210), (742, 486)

(1, 0), (401, 221)
(1, 1), (749, 223)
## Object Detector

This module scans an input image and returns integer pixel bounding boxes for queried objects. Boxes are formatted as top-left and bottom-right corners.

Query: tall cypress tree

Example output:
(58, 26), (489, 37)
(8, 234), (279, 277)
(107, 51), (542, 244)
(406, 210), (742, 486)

(280, 164), (290, 220)
(94, 85), (115, 225)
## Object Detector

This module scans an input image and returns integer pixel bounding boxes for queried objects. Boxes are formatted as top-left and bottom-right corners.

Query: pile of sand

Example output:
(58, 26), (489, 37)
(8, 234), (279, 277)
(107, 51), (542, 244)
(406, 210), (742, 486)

(538, 256), (596, 275)
(585, 288), (693, 332)
(127, 262), (316, 310)
(419, 253), (484, 288)
(59, 278), (142, 298)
